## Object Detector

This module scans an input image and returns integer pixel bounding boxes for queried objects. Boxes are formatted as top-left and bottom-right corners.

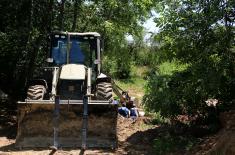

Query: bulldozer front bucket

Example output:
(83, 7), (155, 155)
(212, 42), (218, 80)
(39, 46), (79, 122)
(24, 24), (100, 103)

(16, 100), (117, 148)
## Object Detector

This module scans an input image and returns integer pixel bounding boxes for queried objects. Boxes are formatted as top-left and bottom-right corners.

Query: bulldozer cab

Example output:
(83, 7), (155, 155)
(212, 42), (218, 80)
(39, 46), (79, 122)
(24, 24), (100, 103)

(49, 32), (101, 75)
(16, 32), (117, 149)
(50, 32), (100, 67)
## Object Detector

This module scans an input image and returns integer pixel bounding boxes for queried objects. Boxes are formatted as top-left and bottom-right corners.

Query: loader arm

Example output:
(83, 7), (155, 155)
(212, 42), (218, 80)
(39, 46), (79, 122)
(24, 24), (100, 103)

(111, 81), (123, 99)
(111, 80), (130, 103)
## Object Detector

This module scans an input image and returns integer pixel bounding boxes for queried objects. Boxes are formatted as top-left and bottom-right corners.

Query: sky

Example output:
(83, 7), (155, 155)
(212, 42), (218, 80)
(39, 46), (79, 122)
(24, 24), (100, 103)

(126, 11), (159, 42)
(143, 16), (159, 41)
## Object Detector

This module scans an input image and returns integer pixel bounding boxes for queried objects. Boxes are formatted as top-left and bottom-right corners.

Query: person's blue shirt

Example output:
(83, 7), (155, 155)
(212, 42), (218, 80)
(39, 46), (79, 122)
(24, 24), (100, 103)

(130, 107), (138, 117)
(118, 107), (130, 117)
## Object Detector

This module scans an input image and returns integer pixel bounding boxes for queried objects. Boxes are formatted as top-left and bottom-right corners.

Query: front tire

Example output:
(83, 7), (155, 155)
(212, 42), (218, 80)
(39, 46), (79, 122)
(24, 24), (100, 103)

(27, 85), (46, 100)
(96, 82), (113, 101)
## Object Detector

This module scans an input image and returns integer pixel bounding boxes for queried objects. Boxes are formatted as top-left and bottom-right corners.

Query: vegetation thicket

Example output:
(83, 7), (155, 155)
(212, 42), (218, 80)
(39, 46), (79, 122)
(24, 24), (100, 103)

(143, 0), (235, 124)
(0, 0), (234, 133)
(0, 0), (155, 98)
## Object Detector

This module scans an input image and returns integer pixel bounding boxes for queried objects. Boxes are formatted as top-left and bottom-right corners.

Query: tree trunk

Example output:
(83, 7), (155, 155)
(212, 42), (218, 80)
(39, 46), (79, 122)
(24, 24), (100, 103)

(72, 0), (79, 31)
(48, 0), (54, 33)
(59, 0), (66, 31)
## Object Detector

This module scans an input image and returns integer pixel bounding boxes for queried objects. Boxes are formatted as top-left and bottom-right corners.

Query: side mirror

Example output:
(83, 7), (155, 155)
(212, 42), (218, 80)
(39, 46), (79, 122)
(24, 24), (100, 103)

(46, 58), (53, 63)
(94, 59), (101, 64)
(101, 39), (104, 52)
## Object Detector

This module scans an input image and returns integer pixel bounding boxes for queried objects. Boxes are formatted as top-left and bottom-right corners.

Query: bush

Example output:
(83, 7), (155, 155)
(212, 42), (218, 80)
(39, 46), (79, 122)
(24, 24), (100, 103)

(153, 133), (197, 154)
(102, 48), (131, 79)
(143, 56), (234, 119)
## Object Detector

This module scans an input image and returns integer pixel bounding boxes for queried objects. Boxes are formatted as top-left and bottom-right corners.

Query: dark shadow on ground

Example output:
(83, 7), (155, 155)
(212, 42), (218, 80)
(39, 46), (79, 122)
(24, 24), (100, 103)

(0, 102), (17, 139)
(122, 121), (202, 155)
(122, 125), (166, 155)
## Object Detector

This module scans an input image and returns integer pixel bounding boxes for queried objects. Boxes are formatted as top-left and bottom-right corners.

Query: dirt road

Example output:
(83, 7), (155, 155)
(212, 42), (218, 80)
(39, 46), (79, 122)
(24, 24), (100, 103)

(2, 102), (235, 155)
(0, 104), (158, 155)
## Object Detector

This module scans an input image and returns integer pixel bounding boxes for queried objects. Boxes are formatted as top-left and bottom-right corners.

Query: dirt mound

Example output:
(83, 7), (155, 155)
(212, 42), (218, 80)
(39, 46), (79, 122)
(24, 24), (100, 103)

(191, 107), (235, 155)
(115, 115), (158, 155)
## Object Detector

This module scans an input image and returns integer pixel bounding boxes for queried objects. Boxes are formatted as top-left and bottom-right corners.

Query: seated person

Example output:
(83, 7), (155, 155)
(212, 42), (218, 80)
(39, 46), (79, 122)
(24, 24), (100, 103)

(130, 104), (139, 120)
(118, 104), (130, 118)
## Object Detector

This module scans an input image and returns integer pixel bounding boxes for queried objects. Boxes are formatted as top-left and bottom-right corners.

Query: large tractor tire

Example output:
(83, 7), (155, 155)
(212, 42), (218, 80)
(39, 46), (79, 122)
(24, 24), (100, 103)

(27, 85), (46, 100)
(97, 82), (113, 101)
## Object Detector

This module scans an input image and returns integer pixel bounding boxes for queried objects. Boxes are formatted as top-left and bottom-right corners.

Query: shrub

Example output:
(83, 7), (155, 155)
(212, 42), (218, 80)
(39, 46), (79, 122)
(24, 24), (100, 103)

(143, 56), (234, 120)
(102, 48), (131, 79)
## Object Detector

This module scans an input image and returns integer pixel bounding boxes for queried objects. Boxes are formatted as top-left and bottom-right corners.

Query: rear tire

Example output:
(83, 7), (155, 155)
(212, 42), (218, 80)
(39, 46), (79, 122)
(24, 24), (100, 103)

(27, 85), (46, 100)
(96, 82), (113, 101)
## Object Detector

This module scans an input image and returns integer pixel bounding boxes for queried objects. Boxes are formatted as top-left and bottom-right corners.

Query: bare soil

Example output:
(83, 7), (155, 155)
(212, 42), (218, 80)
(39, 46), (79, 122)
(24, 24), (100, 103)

(1, 102), (235, 155)
(0, 103), (159, 155)
(189, 107), (235, 155)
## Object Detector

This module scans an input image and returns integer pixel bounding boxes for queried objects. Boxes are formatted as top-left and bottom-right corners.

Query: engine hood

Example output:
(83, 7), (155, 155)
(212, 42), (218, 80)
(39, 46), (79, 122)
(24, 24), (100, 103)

(59, 64), (86, 80)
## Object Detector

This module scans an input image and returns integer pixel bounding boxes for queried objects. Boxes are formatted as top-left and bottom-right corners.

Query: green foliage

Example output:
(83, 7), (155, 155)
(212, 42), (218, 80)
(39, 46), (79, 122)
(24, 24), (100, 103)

(144, 55), (234, 118)
(150, 112), (170, 125)
(102, 43), (132, 79)
(143, 61), (188, 117)
(158, 60), (188, 75)
(134, 46), (155, 66)
(0, 0), (155, 98)
(153, 133), (197, 154)
(113, 66), (147, 102)
(114, 67), (146, 90)
(143, 0), (235, 119)
(102, 56), (131, 79)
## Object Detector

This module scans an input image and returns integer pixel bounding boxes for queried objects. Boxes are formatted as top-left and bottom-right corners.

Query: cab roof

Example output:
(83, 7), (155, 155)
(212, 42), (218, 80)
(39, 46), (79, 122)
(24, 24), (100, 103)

(52, 31), (101, 37)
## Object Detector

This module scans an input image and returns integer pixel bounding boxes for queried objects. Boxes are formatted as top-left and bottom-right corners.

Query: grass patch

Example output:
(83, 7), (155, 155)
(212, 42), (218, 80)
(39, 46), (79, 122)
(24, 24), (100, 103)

(114, 77), (145, 92)
(139, 121), (156, 130)
(114, 65), (147, 102)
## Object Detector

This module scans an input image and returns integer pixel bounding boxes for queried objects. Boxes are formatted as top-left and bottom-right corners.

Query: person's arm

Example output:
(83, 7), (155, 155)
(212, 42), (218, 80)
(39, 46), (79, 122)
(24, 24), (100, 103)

(127, 108), (130, 118)
(136, 108), (139, 117)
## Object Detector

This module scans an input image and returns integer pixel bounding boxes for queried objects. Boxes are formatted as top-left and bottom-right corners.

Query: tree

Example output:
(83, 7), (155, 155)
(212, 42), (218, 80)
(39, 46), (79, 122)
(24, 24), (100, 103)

(143, 0), (235, 119)
(0, 0), (155, 99)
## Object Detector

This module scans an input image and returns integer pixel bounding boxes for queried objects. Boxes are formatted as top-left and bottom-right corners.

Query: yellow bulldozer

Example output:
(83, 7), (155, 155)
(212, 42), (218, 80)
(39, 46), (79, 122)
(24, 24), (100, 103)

(16, 31), (121, 149)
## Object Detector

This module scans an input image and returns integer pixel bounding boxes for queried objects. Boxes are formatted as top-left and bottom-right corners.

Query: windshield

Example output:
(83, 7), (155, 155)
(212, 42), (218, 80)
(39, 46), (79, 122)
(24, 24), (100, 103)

(52, 38), (91, 65)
